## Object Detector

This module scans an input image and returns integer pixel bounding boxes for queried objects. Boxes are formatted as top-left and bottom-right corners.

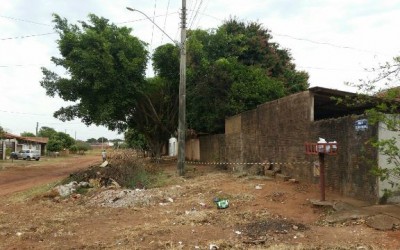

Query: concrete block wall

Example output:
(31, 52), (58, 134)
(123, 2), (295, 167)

(198, 90), (380, 202)
(311, 116), (379, 202)
(199, 134), (225, 162)
(256, 91), (313, 179)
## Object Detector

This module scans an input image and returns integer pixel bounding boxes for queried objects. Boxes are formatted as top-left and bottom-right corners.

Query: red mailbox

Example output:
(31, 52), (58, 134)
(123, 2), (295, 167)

(305, 141), (338, 201)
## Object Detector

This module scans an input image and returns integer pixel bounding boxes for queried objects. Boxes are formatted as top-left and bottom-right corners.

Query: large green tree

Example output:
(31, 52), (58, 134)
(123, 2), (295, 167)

(185, 19), (309, 133)
(38, 127), (57, 138)
(37, 126), (75, 152)
(41, 14), (148, 132)
(41, 14), (180, 156)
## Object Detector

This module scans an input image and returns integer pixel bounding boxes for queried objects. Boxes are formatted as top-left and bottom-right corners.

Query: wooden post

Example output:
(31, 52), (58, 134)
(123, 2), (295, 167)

(318, 152), (325, 201)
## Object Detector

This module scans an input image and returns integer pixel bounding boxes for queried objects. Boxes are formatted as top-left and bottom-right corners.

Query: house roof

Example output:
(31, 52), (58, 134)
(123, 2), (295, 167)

(2, 132), (49, 144)
(309, 86), (376, 120)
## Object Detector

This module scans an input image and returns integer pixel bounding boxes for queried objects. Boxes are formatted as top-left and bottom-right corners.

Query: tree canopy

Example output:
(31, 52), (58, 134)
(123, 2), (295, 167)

(21, 132), (36, 137)
(41, 14), (308, 153)
(38, 126), (75, 152)
(41, 14), (148, 132)
(41, 14), (177, 156)
(185, 19), (309, 133)
(38, 126), (57, 138)
(86, 138), (98, 143)
(0, 125), (4, 138)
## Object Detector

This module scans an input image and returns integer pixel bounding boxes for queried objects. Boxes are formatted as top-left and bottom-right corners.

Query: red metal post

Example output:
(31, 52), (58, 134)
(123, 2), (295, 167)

(318, 152), (325, 201)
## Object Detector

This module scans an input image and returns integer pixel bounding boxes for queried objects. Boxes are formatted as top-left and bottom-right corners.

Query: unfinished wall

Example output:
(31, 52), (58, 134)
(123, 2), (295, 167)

(198, 89), (380, 202)
(257, 91), (313, 180)
(199, 134), (225, 162)
(185, 138), (200, 161)
(311, 116), (379, 202)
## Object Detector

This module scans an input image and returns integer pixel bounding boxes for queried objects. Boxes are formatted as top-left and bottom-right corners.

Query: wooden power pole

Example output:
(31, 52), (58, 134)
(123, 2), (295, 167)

(177, 0), (187, 176)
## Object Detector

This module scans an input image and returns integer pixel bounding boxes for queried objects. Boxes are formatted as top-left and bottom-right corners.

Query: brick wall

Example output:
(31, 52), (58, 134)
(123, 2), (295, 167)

(311, 116), (379, 202)
(199, 134), (225, 162)
(198, 90), (379, 202)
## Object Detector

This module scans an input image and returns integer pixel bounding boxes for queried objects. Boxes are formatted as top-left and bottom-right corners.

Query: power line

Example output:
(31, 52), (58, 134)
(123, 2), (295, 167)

(187, 0), (198, 27)
(270, 32), (388, 56)
(191, 0), (210, 29)
(0, 32), (57, 41)
(0, 15), (51, 26)
(116, 12), (178, 24)
(0, 13), (178, 41)
(297, 65), (367, 72)
(150, 0), (158, 49)
(0, 63), (44, 68)
(189, 0), (203, 29)
(0, 109), (50, 116)
(160, 0), (171, 44)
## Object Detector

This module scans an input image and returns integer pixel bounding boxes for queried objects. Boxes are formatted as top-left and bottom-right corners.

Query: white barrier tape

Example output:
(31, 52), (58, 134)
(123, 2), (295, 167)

(130, 156), (309, 166)
(183, 161), (309, 165)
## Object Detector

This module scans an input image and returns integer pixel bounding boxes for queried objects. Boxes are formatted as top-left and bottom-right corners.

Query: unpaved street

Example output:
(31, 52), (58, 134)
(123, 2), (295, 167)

(0, 156), (399, 249)
(0, 155), (100, 196)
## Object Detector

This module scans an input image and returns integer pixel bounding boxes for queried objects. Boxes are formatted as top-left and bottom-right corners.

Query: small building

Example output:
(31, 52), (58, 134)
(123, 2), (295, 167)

(0, 133), (49, 160)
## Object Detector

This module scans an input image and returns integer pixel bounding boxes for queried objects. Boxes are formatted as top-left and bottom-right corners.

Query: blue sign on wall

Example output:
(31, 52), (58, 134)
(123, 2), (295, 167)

(355, 119), (368, 131)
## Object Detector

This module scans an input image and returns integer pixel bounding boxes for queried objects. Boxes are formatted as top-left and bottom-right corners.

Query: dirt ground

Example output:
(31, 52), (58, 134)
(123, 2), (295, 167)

(0, 154), (399, 249)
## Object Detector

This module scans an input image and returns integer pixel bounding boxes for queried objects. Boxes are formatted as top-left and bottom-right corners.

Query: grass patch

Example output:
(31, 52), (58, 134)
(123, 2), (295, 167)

(6, 181), (60, 203)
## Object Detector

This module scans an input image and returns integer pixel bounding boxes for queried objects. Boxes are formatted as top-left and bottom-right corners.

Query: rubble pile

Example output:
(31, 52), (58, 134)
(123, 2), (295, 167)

(62, 156), (158, 189)
(87, 185), (183, 208)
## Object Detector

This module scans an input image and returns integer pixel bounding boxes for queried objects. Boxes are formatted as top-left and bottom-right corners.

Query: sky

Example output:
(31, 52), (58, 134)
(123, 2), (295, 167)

(0, 0), (399, 141)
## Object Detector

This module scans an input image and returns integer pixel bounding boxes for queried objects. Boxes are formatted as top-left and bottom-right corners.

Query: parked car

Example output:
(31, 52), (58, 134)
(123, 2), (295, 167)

(12, 149), (41, 161)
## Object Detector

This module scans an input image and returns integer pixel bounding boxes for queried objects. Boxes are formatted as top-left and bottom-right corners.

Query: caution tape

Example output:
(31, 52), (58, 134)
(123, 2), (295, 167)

(132, 155), (309, 166)
(183, 161), (309, 165)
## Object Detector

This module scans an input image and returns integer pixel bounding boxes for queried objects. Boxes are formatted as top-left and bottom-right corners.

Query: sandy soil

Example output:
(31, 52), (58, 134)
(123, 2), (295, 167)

(0, 155), (101, 196)
(0, 155), (399, 249)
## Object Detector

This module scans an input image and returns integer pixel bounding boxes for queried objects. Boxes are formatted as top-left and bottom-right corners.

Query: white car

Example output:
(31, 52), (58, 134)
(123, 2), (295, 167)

(14, 149), (41, 161)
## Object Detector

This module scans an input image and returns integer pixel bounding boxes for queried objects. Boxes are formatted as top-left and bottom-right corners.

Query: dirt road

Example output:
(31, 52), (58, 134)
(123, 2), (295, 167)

(0, 156), (399, 249)
(0, 155), (100, 196)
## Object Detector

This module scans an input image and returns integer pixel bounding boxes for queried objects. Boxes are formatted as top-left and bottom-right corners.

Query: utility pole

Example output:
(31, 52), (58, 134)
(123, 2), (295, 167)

(36, 122), (39, 136)
(177, 0), (187, 176)
(126, 4), (186, 175)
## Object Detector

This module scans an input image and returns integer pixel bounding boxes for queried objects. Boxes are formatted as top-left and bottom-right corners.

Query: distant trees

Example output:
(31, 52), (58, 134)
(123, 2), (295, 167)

(69, 141), (91, 154)
(97, 137), (108, 143)
(86, 138), (97, 143)
(38, 126), (75, 152)
(0, 125), (4, 138)
(38, 126), (57, 139)
(21, 132), (36, 137)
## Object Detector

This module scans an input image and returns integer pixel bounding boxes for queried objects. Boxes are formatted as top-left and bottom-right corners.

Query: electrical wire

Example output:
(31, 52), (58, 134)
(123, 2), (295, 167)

(160, 0), (171, 44)
(270, 32), (388, 56)
(0, 15), (51, 26)
(0, 109), (50, 116)
(187, 0), (198, 28)
(0, 64), (44, 68)
(191, 0), (209, 29)
(150, 0), (158, 49)
(189, 0), (203, 29)
(0, 32), (57, 41)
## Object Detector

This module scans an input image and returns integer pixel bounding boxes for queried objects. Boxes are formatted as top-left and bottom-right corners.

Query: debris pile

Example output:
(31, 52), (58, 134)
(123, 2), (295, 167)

(87, 185), (183, 208)
(54, 181), (90, 197)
